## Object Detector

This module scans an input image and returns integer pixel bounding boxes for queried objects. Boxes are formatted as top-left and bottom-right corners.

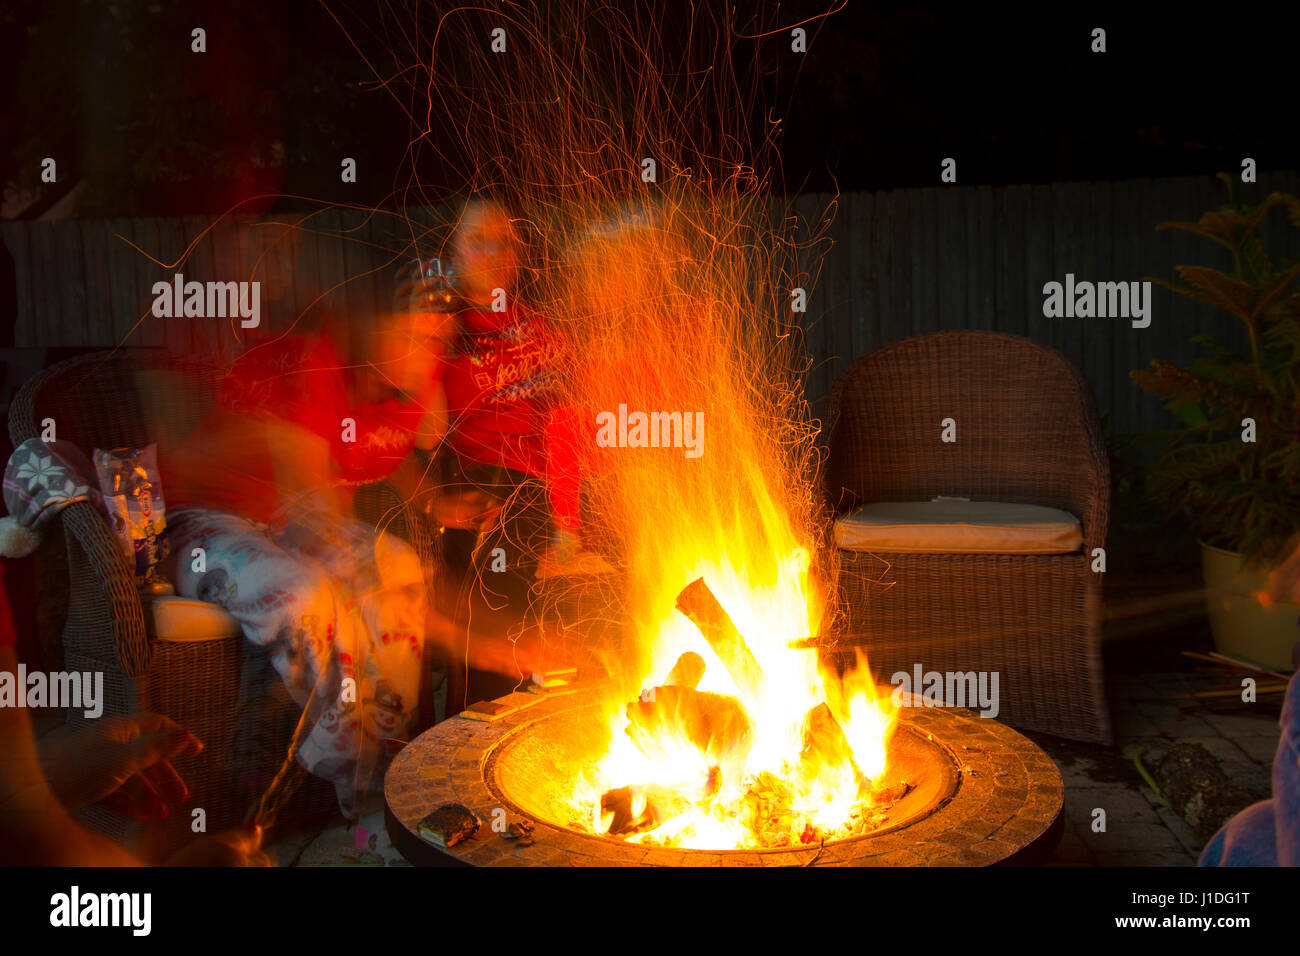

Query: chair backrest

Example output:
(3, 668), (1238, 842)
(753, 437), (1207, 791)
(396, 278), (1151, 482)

(824, 330), (1105, 514)
(9, 350), (224, 455)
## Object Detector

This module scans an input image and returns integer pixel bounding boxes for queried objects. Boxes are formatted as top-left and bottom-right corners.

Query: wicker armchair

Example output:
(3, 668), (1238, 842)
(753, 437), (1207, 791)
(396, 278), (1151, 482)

(9, 350), (443, 857)
(823, 330), (1111, 743)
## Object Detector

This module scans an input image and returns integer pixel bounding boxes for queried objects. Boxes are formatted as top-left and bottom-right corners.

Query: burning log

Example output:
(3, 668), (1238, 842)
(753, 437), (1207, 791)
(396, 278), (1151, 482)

(601, 784), (695, 836)
(665, 651), (706, 690)
(601, 786), (649, 835)
(799, 703), (866, 791)
(674, 578), (765, 700)
(600, 766), (723, 837)
(625, 685), (754, 762)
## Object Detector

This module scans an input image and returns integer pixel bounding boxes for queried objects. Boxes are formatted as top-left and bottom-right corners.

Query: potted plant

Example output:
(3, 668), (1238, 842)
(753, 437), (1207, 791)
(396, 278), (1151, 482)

(1131, 174), (1300, 669)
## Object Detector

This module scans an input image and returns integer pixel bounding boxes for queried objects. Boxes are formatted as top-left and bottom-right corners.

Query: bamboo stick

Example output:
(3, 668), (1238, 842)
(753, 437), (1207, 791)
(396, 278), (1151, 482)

(1207, 651), (1292, 682)
(1151, 684), (1289, 701)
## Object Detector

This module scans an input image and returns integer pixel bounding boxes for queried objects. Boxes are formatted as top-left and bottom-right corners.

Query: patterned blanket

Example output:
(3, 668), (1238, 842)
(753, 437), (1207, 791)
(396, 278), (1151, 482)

(166, 507), (425, 818)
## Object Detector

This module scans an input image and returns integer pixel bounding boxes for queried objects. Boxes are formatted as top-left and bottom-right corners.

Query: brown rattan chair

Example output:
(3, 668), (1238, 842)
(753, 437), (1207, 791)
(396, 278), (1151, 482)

(823, 330), (1111, 743)
(9, 350), (443, 857)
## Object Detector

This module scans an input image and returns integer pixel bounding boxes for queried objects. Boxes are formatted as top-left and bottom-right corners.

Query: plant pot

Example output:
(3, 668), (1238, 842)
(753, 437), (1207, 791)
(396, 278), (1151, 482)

(1200, 540), (1300, 671)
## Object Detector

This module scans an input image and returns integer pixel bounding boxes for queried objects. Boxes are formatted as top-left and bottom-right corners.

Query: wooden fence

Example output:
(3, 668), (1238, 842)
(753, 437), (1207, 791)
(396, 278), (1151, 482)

(3, 171), (1298, 437)
(786, 172), (1300, 436)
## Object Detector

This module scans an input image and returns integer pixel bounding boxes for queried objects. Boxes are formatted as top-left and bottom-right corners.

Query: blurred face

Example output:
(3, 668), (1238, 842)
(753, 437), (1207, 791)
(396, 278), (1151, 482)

(452, 203), (521, 307)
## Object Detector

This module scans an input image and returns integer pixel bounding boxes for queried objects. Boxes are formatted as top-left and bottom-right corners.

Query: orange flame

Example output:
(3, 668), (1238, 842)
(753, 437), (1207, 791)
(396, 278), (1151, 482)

(557, 210), (897, 847)
(326, 1), (869, 849)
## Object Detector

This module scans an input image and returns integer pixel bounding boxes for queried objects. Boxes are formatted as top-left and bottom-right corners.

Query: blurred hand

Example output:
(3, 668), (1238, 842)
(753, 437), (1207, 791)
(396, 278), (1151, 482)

(39, 714), (202, 819)
(431, 487), (502, 531)
(165, 823), (272, 867)
(375, 311), (449, 403)
(1257, 541), (1300, 608)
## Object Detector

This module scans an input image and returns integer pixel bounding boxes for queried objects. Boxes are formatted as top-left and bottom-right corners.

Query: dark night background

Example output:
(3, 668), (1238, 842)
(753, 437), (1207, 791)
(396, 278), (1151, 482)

(2, 1), (1297, 218)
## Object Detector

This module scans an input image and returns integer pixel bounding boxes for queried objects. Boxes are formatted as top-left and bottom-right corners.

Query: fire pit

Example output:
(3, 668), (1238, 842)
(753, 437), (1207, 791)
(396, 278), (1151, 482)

(384, 688), (1063, 866)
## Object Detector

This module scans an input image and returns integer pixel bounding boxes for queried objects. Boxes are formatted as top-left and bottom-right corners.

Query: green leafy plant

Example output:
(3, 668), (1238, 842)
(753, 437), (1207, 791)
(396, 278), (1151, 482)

(1131, 173), (1300, 571)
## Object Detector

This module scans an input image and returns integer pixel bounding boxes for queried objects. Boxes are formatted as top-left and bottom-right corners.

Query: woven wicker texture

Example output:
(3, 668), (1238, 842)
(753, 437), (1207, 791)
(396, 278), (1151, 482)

(9, 350), (441, 854)
(823, 330), (1112, 743)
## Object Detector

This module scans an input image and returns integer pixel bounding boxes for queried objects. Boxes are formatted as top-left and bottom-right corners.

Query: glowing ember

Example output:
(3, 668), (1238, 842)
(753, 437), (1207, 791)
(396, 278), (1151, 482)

(570, 573), (900, 850)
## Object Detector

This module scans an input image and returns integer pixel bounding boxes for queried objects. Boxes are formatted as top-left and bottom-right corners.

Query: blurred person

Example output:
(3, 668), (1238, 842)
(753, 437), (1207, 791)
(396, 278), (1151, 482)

(427, 200), (568, 699)
(158, 306), (449, 817)
(436, 199), (564, 554)
(1199, 545), (1300, 865)
(0, 563), (268, 865)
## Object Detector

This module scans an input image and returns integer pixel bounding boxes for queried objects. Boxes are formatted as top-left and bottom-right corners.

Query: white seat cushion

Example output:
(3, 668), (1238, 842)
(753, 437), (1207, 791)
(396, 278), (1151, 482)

(834, 500), (1083, 555)
(150, 597), (242, 642)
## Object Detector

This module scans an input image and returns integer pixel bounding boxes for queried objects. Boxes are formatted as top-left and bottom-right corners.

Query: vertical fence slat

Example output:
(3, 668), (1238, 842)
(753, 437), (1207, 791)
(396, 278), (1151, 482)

(246, 219), (276, 337)
(179, 216), (214, 358)
(1135, 178), (1162, 437)
(339, 209), (371, 322)
(800, 193), (833, 413)
(894, 187), (915, 337)
(839, 190), (857, 373)
(1057, 182), (1083, 367)
(828, 192), (851, 396)
(1110, 181), (1137, 435)
(32, 224), (63, 346)
(967, 185), (986, 329)
(1083, 181), (1113, 423)
(22, 222), (47, 346)
(853, 190), (875, 365)
(996, 183), (1023, 337)
(103, 219), (136, 349)
(913, 187), (937, 338)
(1, 224), (36, 347)
(233, 215), (259, 350)
(873, 188), (895, 357)
(370, 212), (403, 318)
(134, 216), (168, 349)
(1029, 184), (1054, 353)
(313, 208), (348, 323)
(57, 221), (90, 346)
(937, 186), (965, 330)
(203, 215), (237, 360)
(290, 211), (326, 331)
(78, 219), (118, 353)
(152, 215), (191, 355)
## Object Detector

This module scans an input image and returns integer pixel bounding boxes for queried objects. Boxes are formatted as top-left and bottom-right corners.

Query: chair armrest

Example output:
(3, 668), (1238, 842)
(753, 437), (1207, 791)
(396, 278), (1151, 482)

(60, 501), (152, 678)
(353, 479), (440, 585)
(1063, 392), (1111, 564)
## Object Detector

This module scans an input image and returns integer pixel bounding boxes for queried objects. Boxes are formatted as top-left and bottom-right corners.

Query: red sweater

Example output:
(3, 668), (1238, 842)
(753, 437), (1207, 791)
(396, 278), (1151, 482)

(163, 335), (422, 524)
(442, 305), (563, 478)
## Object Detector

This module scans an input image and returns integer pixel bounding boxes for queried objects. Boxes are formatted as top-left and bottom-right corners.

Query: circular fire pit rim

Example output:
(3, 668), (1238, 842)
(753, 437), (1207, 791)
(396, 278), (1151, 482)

(385, 691), (1064, 866)
(481, 699), (965, 851)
